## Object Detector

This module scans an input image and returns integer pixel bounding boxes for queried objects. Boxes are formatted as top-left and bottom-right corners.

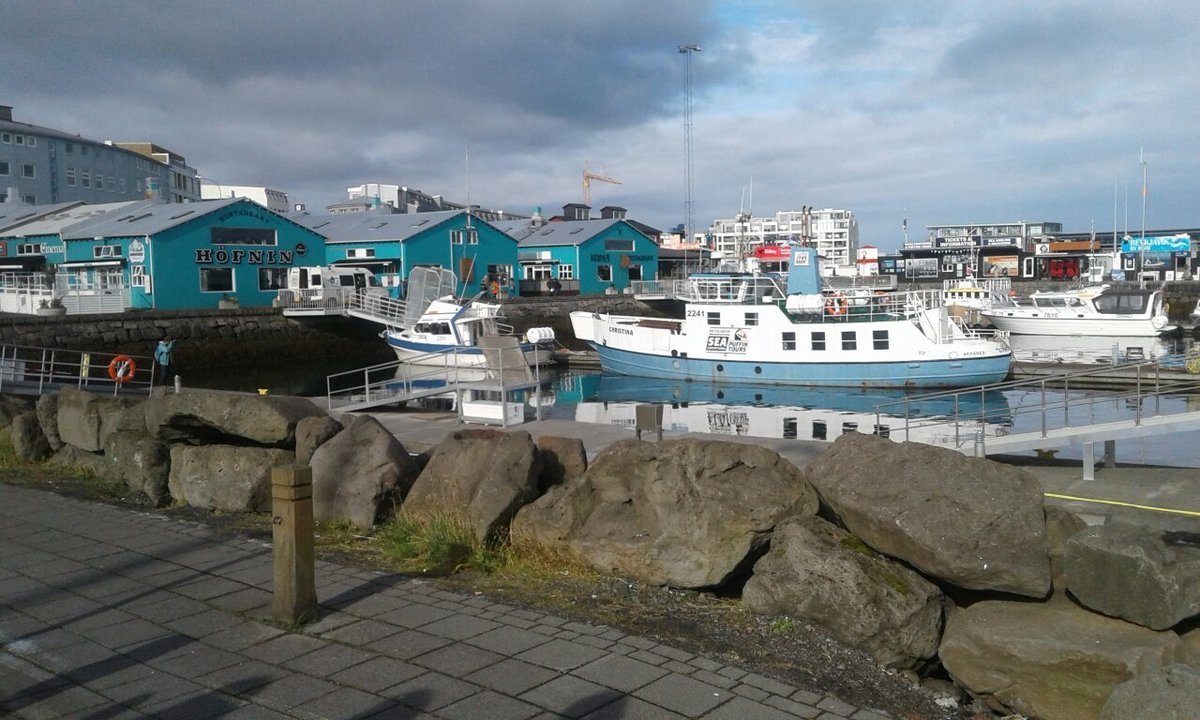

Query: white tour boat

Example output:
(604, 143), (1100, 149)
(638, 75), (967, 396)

(980, 284), (1174, 337)
(569, 246), (1012, 388)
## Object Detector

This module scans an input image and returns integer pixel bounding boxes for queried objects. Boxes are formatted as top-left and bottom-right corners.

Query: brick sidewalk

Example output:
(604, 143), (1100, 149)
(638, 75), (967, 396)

(0, 484), (890, 720)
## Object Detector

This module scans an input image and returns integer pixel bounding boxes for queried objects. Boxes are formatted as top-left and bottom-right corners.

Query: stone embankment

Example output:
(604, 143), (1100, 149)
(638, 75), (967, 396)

(2, 387), (1198, 720)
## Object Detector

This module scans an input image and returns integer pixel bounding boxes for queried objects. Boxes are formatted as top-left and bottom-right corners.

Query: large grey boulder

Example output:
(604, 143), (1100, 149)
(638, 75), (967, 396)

(56, 387), (142, 452)
(1100, 664), (1200, 720)
(295, 414), (343, 465)
(405, 429), (542, 541)
(168, 445), (294, 512)
(10, 412), (51, 462)
(46, 445), (108, 477)
(1045, 505), (1088, 593)
(309, 415), (419, 528)
(806, 433), (1051, 597)
(513, 438), (817, 589)
(0, 394), (36, 429)
(536, 435), (587, 491)
(144, 391), (325, 446)
(743, 515), (943, 670)
(940, 599), (1183, 720)
(35, 393), (62, 451)
(104, 430), (171, 506)
(1064, 523), (1200, 630)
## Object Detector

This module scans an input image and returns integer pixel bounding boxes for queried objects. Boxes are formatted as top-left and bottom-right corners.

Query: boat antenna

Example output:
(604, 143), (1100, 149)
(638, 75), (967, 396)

(1139, 147), (1147, 289)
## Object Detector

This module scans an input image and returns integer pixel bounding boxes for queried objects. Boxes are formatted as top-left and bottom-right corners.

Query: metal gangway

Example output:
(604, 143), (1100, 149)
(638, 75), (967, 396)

(0, 343), (157, 397)
(873, 351), (1200, 479)
(324, 337), (544, 425)
(278, 288), (409, 328)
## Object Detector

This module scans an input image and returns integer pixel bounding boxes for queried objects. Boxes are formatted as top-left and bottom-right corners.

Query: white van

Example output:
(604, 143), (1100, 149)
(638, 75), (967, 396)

(284, 266), (387, 306)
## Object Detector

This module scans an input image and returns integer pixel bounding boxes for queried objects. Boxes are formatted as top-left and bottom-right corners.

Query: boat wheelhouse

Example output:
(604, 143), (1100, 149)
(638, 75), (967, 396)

(570, 247), (1011, 388)
(980, 284), (1174, 337)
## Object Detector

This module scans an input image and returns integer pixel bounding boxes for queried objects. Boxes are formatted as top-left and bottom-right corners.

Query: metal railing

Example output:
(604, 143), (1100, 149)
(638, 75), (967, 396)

(873, 349), (1200, 454)
(0, 343), (156, 396)
(277, 288), (409, 327)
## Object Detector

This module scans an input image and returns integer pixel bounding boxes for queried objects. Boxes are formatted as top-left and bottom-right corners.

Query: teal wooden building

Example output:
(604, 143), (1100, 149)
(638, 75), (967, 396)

(494, 209), (660, 295)
(0, 198), (327, 310)
(298, 209), (520, 298)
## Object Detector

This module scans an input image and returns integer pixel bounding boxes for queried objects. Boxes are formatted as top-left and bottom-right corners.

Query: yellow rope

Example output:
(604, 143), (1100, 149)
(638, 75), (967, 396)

(1044, 492), (1200, 518)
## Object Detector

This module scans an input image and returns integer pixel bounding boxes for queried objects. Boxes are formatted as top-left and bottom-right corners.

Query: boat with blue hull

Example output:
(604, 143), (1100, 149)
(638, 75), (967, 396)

(570, 246), (1012, 388)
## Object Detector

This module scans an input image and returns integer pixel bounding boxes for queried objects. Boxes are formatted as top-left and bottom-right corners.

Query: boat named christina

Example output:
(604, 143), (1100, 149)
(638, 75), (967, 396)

(570, 247), (1012, 388)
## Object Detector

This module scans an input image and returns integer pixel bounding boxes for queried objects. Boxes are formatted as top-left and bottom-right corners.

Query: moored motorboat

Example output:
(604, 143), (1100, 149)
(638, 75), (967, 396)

(980, 284), (1174, 337)
(569, 247), (1011, 388)
(384, 295), (556, 368)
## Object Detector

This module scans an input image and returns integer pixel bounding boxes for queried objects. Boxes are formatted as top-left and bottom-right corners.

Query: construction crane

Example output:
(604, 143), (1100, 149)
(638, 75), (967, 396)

(582, 166), (621, 206)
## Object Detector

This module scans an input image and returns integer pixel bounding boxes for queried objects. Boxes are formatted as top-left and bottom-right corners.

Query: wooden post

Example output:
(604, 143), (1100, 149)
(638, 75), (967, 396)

(272, 465), (318, 624)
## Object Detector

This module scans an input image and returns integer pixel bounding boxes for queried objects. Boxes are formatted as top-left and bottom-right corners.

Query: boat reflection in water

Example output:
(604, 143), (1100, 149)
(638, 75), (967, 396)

(564, 374), (1012, 448)
(1007, 334), (1186, 365)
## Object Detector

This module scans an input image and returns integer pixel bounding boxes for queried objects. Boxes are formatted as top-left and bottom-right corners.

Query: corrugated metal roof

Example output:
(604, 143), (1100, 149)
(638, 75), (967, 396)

(60, 198), (244, 239)
(504, 219), (622, 247)
(8, 201), (145, 238)
(0, 202), (86, 234)
(293, 209), (462, 243)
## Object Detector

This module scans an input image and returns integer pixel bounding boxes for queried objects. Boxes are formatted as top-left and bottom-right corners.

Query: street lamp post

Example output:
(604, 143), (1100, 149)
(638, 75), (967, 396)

(679, 43), (700, 277)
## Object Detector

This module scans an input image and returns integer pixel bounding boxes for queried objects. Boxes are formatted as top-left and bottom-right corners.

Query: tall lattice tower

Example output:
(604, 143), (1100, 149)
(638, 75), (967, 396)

(679, 43), (701, 260)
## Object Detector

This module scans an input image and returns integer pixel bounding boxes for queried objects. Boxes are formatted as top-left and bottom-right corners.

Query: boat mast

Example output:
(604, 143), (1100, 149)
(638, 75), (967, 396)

(1139, 148), (1147, 289)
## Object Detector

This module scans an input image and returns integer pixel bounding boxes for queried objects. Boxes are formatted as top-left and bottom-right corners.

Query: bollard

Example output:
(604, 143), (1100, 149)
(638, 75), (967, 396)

(271, 465), (318, 624)
(173, 374), (181, 394)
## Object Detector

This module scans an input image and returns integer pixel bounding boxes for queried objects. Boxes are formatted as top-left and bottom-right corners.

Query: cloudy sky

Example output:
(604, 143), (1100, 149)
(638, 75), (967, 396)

(4, 0), (1197, 250)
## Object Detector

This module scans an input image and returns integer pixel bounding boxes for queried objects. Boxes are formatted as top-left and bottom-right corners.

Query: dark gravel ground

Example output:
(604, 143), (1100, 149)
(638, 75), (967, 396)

(1, 469), (992, 720)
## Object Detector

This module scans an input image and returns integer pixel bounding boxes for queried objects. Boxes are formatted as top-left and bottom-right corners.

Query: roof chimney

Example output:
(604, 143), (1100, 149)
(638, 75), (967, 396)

(531, 207), (543, 228)
(0, 106), (12, 122)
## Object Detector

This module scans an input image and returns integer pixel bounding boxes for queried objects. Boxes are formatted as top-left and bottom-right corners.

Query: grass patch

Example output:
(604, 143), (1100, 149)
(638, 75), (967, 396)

(377, 511), (503, 575)
(771, 616), (796, 634)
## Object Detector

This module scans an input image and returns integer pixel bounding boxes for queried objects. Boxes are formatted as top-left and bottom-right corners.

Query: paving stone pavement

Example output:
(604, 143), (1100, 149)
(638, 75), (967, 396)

(0, 484), (895, 720)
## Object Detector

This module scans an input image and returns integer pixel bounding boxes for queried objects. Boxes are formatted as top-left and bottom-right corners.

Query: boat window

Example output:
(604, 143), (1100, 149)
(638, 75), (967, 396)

(782, 331), (796, 350)
(745, 312), (758, 326)
(841, 331), (857, 351)
(812, 332), (826, 351)
(434, 323), (451, 334)
(707, 312), (720, 326)
(812, 420), (827, 440)
(415, 323), (429, 333)
(1094, 293), (1148, 313)
(873, 330), (889, 350)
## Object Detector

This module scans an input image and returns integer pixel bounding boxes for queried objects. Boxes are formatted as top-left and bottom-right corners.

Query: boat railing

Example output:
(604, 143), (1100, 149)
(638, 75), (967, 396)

(325, 347), (476, 410)
(276, 288), (409, 326)
(673, 275), (787, 305)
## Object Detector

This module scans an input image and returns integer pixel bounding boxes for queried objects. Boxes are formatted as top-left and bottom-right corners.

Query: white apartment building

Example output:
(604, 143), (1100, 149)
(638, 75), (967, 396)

(200, 181), (289, 212)
(706, 207), (858, 267)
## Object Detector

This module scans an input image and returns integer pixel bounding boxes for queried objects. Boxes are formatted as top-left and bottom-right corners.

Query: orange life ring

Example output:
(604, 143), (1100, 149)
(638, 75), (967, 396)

(826, 293), (848, 316)
(108, 355), (137, 384)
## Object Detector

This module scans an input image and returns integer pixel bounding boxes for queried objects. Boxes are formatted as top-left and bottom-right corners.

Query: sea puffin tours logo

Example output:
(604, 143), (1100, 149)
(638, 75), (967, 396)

(705, 328), (749, 354)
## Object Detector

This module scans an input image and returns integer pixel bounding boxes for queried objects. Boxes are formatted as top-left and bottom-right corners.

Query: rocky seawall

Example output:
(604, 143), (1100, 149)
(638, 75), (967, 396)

(2, 387), (1198, 720)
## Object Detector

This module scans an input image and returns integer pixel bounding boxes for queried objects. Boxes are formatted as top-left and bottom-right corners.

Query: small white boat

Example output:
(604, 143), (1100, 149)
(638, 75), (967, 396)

(569, 246), (1011, 388)
(1191, 298), (1200, 321)
(384, 266), (555, 368)
(385, 295), (556, 368)
(981, 284), (1174, 337)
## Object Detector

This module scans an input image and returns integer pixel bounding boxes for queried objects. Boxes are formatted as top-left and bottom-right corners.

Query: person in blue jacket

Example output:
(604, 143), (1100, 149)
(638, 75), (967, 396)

(154, 335), (175, 385)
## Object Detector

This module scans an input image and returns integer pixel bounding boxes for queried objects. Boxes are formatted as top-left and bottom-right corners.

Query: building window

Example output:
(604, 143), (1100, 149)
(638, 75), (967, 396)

(558, 264), (574, 279)
(842, 331), (857, 351)
(258, 267), (288, 290)
(118, 178), (125, 192)
(14, 135), (24, 146)
(130, 265), (145, 288)
(450, 228), (478, 245)
(22, 195), (35, 204)
(525, 264), (552, 280)
(346, 248), (375, 259)
(82, 170), (90, 187)
(65, 142), (74, 153)
(0, 161), (8, 176)
(66, 166), (75, 185)
(26, 137), (35, 147)
(782, 331), (796, 350)
(812, 332), (826, 351)
(95, 174), (103, 189)
(21, 164), (34, 179)
(93, 245), (121, 258)
(604, 239), (634, 252)
(200, 267), (234, 293)
(745, 312), (758, 326)
(597, 264), (612, 282)
(873, 330), (889, 350)
(16, 243), (42, 255)
(707, 312), (720, 326)
(0, 132), (10, 143)
(108, 175), (115, 191)
(628, 266), (642, 281)
(81, 145), (87, 155)
(210, 227), (277, 245)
